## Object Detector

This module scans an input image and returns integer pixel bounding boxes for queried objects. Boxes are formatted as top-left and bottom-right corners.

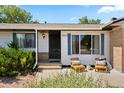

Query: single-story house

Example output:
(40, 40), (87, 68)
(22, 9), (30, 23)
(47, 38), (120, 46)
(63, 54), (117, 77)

(0, 17), (124, 72)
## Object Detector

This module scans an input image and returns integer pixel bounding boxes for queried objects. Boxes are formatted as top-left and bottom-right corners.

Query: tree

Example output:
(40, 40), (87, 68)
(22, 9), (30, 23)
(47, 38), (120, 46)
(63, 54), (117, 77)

(0, 5), (39, 23)
(0, 12), (3, 23)
(79, 16), (101, 24)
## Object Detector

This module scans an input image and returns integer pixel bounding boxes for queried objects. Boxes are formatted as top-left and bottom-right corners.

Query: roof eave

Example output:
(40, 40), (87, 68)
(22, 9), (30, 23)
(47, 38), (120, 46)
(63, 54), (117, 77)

(102, 17), (124, 30)
(0, 28), (102, 31)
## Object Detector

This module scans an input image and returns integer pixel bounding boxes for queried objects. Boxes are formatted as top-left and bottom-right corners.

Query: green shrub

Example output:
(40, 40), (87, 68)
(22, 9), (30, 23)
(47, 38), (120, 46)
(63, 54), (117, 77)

(0, 67), (7, 75)
(0, 48), (36, 77)
(8, 71), (19, 77)
(7, 41), (18, 50)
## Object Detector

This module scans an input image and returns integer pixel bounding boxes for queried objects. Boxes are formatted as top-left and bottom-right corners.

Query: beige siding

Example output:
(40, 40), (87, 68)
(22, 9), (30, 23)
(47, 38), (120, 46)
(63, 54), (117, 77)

(0, 31), (13, 47)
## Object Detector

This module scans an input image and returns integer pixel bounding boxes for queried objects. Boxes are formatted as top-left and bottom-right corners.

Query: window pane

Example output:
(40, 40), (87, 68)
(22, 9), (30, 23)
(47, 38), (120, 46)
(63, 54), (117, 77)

(80, 35), (91, 54)
(72, 35), (79, 54)
(16, 33), (35, 48)
(16, 34), (25, 48)
(92, 35), (100, 54)
(26, 34), (35, 48)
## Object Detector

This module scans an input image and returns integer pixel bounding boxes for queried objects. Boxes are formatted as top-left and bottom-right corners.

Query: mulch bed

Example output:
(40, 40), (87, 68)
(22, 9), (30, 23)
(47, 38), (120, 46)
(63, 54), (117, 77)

(0, 74), (35, 88)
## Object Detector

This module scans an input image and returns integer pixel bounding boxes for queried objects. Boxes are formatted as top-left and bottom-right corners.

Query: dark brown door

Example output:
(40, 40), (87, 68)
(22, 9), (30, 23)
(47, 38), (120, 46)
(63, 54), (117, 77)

(49, 31), (61, 62)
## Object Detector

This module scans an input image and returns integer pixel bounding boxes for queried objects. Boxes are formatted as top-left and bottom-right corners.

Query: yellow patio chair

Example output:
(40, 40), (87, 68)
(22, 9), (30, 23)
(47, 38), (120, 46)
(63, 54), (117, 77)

(95, 65), (108, 72)
(70, 58), (85, 72)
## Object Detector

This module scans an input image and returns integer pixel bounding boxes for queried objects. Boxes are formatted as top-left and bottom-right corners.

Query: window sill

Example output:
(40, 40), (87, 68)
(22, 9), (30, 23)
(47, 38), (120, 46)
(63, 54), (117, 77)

(19, 48), (36, 51)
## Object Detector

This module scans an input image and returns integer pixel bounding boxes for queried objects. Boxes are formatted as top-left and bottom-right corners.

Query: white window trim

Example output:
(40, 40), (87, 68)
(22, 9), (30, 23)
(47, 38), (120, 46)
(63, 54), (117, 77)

(71, 34), (100, 55)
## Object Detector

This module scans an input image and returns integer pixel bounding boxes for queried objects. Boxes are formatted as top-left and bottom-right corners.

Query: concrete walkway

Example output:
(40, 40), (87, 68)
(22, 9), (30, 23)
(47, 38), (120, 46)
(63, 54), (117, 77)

(36, 68), (124, 88)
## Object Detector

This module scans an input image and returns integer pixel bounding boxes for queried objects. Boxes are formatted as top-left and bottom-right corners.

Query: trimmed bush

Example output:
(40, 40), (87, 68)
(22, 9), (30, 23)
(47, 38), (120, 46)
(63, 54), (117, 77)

(0, 48), (36, 77)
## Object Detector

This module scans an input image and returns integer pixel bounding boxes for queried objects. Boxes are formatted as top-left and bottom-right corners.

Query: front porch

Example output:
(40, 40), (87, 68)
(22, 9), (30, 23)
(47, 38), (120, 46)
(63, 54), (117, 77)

(36, 29), (104, 69)
(36, 30), (62, 69)
(37, 30), (61, 63)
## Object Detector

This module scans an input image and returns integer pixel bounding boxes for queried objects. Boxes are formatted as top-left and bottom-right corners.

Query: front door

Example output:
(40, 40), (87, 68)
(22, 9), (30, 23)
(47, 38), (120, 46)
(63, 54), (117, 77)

(49, 31), (61, 62)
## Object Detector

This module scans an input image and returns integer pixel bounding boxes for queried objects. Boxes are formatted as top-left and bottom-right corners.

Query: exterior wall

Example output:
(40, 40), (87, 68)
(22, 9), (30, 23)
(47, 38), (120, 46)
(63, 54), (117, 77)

(38, 31), (49, 52)
(38, 31), (49, 62)
(105, 31), (110, 61)
(0, 31), (35, 51)
(0, 30), (49, 62)
(122, 26), (124, 72)
(38, 52), (49, 62)
(0, 31), (13, 47)
(110, 26), (124, 72)
(0, 30), (110, 66)
(61, 31), (110, 65)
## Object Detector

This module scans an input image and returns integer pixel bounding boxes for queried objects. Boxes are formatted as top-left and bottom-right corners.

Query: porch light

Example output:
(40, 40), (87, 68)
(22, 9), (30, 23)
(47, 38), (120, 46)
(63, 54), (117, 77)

(42, 32), (46, 39)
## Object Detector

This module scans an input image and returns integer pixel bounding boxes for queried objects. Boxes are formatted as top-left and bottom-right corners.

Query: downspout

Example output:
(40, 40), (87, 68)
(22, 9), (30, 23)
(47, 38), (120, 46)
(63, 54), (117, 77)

(100, 26), (105, 58)
(33, 29), (38, 69)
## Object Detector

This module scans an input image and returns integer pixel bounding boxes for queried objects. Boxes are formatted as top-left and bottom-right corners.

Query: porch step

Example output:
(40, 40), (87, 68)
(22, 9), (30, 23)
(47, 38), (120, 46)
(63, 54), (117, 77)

(49, 59), (61, 62)
(38, 63), (62, 70)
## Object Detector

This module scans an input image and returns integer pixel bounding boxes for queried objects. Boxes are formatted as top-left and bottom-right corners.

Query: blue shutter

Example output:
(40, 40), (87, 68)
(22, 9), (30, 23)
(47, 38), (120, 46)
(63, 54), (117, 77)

(101, 33), (104, 55)
(13, 33), (16, 43)
(67, 33), (71, 55)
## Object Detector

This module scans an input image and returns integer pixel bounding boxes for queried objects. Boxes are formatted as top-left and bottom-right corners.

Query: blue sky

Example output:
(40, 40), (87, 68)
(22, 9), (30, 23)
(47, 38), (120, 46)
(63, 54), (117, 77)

(19, 5), (124, 24)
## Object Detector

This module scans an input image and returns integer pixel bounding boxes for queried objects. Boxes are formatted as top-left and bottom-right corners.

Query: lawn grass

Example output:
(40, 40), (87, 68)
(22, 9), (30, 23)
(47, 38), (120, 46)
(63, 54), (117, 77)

(28, 71), (112, 88)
